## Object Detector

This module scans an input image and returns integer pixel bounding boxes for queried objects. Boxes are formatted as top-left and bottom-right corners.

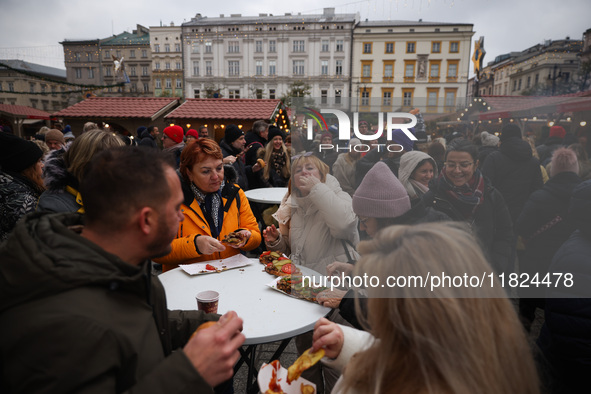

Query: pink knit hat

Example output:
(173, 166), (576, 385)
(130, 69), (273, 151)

(550, 147), (578, 177)
(353, 161), (411, 218)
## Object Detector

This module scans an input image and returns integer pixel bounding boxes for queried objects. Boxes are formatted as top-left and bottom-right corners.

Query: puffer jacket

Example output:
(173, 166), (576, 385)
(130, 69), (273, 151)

(154, 173), (261, 272)
(266, 174), (359, 274)
(481, 137), (543, 224)
(422, 176), (514, 274)
(0, 170), (43, 242)
(538, 180), (591, 393)
(0, 212), (215, 393)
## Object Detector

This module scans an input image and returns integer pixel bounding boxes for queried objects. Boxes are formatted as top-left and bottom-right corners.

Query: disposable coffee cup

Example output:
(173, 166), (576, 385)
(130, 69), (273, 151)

(196, 290), (219, 314)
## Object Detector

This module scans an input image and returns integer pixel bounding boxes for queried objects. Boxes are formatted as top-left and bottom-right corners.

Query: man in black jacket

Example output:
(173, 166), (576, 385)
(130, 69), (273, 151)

(0, 147), (244, 393)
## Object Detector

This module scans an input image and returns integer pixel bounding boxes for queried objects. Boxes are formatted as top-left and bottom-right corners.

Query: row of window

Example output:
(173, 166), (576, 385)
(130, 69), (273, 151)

(189, 39), (346, 54)
(153, 44), (182, 53)
(360, 60), (460, 81)
(154, 78), (183, 89)
(99, 49), (148, 59)
(0, 82), (65, 95)
(190, 59), (345, 77)
(189, 25), (345, 33)
(362, 41), (460, 54)
(72, 66), (152, 78)
(358, 88), (457, 108)
(154, 62), (182, 70)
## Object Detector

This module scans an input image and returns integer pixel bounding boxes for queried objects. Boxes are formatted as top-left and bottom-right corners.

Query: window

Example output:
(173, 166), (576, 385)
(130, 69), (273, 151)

(129, 50), (135, 58)
(269, 40), (276, 53)
(429, 61), (440, 80)
(131, 83), (137, 92)
(269, 89), (275, 99)
(431, 42), (441, 53)
(363, 42), (372, 54)
(362, 64), (371, 78)
(87, 52), (93, 61)
(165, 44), (170, 52)
(165, 78), (172, 89)
(321, 40), (329, 52)
(105, 67), (112, 76)
(142, 49), (147, 58)
(336, 40), (344, 52)
(51, 86), (56, 96)
(75, 68), (82, 79)
(155, 62), (161, 70)
(255, 40), (263, 53)
(193, 61), (200, 76)
(228, 41), (239, 53)
(269, 60), (276, 76)
(293, 60), (305, 75)
(155, 79), (162, 89)
(321, 60), (328, 75)
(535, 74), (539, 85)
(206, 61), (212, 76)
(229, 89), (240, 99)
(447, 61), (458, 79)
(428, 90), (438, 107)
(8, 82), (14, 92)
(405, 62), (415, 79)
(155, 44), (160, 52)
(176, 62), (181, 70)
(74, 52), (80, 61)
(382, 90), (392, 106)
(403, 90), (413, 107)
(335, 60), (343, 75)
(321, 90), (328, 104)
(449, 41), (459, 53)
(564, 72), (570, 82)
(527, 76), (531, 88)
(130, 66), (136, 76)
(40, 84), (46, 93)
(406, 42), (416, 53)
(256, 60), (263, 76)
(361, 89), (370, 106)
(383, 62), (393, 80)
(141, 66), (148, 76)
(445, 90), (456, 108)
(175, 43), (181, 52)
(104, 50), (110, 59)
(194, 89), (200, 98)
(192, 42), (200, 53)
(88, 68), (94, 78)
(513, 80), (517, 91)
(518, 79), (522, 90)
(256, 89), (263, 99)
(228, 61), (240, 76)
(293, 40), (305, 52)
(385, 42), (394, 53)
(165, 62), (171, 70)
(335, 89), (342, 105)
(176, 79), (182, 88)
(205, 41), (212, 53)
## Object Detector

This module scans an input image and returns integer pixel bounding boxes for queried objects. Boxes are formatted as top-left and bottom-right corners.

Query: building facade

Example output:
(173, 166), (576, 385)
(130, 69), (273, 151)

(352, 20), (474, 114)
(149, 23), (183, 98)
(0, 59), (68, 111)
(182, 8), (358, 104)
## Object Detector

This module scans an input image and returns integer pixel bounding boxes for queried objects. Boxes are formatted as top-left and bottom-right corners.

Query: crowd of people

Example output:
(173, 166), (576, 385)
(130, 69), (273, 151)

(1, 115), (591, 393)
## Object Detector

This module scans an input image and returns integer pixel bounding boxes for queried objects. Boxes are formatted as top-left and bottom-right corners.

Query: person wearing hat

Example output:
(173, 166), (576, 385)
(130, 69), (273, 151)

(537, 125), (567, 166)
(260, 126), (290, 187)
(516, 147), (583, 331)
(244, 120), (269, 167)
(185, 129), (199, 142)
(477, 131), (499, 168)
(161, 125), (185, 168)
(220, 124), (249, 190)
(0, 133), (45, 241)
(45, 129), (66, 151)
(481, 123), (543, 225)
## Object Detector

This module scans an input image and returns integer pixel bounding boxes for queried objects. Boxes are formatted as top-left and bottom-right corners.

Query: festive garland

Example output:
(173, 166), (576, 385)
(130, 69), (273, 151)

(0, 61), (124, 89)
(0, 89), (97, 95)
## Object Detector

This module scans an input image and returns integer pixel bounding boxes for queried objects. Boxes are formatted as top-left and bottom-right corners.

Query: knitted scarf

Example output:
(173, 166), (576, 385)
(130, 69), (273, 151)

(439, 167), (485, 219)
(271, 150), (286, 176)
(191, 181), (225, 237)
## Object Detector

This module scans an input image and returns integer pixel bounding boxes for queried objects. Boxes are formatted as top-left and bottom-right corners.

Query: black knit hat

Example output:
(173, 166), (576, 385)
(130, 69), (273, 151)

(0, 132), (43, 172)
(224, 124), (244, 144)
(500, 124), (522, 142)
(267, 126), (285, 142)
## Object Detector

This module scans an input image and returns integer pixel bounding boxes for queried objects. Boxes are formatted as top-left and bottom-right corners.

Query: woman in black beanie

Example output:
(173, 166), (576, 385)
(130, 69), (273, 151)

(0, 133), (45, 241)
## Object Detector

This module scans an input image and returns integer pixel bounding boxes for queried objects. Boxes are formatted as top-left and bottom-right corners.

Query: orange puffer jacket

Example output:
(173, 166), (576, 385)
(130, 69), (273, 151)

(155, 178), (261, 272)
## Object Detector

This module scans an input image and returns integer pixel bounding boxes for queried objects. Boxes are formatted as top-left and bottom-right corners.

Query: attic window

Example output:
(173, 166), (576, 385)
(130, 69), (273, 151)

(435, 28), (440, 32)
(365, 29), (371, 33)
(453, 28), (459, 32)
(388, 29), (393, 32)
(409, 28), (415, 32)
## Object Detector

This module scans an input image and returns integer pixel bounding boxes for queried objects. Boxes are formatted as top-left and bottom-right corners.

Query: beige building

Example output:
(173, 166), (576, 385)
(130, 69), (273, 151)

(0, 59), (68, 111)
(149, 23), (183, 98)
(352, 20), (474, 114)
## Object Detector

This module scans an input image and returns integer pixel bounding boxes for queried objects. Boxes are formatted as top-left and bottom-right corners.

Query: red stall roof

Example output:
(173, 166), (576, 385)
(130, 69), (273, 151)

(165, 98), (281, 120)
(52, 97), (180, 120)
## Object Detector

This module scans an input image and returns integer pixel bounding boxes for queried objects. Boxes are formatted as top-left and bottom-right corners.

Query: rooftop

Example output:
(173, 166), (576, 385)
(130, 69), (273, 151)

(184, 9), (357, 26)
(165, 99), (281, 120)
(0, 104), (52, 119)
(53, 97), (180, 119)
(101, 25), (150, 46)
(357, 20), (473, 28)
(0, 59), (66, 78)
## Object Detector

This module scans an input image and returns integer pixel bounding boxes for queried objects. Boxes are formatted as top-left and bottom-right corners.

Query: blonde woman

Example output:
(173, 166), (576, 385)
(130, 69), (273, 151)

(262, 127), (291, 187)
(313, 222), (540, 394)
(38, 130), (124, 213)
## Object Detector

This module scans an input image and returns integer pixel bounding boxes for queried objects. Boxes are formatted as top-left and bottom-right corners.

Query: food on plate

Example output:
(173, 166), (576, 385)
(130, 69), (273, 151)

(287, 348), (326, 384)
(205, 264), (217, 271)
(257, 158), (266, 168)
(265, 360), (284, 394)
(264, 257), (300, 277)
(223, 230), (245, 245)
(259, 251), (281, 265)
(300, 383), (315, 394)
(276, 275), (327, 303)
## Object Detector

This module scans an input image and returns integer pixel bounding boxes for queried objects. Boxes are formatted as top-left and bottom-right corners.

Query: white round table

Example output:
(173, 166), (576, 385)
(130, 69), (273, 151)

(244, 187), (288, 205)
(159, 259), (331, 345)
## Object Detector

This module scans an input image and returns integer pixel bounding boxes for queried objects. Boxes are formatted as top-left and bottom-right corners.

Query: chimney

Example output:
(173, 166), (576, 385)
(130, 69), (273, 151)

(323, 8), (335, 17)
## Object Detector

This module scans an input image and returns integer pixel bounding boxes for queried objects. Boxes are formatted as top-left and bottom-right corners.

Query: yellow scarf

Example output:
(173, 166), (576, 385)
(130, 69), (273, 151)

(65, 185), (85, 213)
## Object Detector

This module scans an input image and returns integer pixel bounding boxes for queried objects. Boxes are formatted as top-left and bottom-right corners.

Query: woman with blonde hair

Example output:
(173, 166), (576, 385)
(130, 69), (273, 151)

(38, 129), (124, 213)
(313, 222), (540, 394)
(262, 126), (291, 187)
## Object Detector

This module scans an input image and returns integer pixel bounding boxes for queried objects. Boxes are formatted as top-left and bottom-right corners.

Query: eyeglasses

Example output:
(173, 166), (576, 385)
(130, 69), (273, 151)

(444, 161), (474, 170)
(291, 151), (313, 160)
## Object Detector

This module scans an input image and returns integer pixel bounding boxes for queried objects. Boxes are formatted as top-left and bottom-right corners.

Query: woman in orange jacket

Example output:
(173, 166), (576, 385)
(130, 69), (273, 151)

(155, 138), (261, 272)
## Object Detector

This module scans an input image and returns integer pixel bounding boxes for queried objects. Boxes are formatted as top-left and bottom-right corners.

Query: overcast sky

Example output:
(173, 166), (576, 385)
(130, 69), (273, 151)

(0, 0), (589, 71)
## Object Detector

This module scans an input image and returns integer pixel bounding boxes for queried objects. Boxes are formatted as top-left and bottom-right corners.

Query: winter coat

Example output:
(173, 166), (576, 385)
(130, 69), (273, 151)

(154, 174), (261, 272)
(220, 139), (249, 190)
(481, 137), (543, 224)
(478, 145), (498, 169)
(515, 171), (582, 279)
(314, 149), (338, 173)
(0, 212), (216, 394)
(332, 153), (358, 197)
(244, 131), (267, 167)
(422, 177), (514, 274)
(139, 130), (158, 149)
(265, 174), (359, 274)
(536, 136), (564, 166)
(37, 148), (82, 213)
(0, 170), (43, 242)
